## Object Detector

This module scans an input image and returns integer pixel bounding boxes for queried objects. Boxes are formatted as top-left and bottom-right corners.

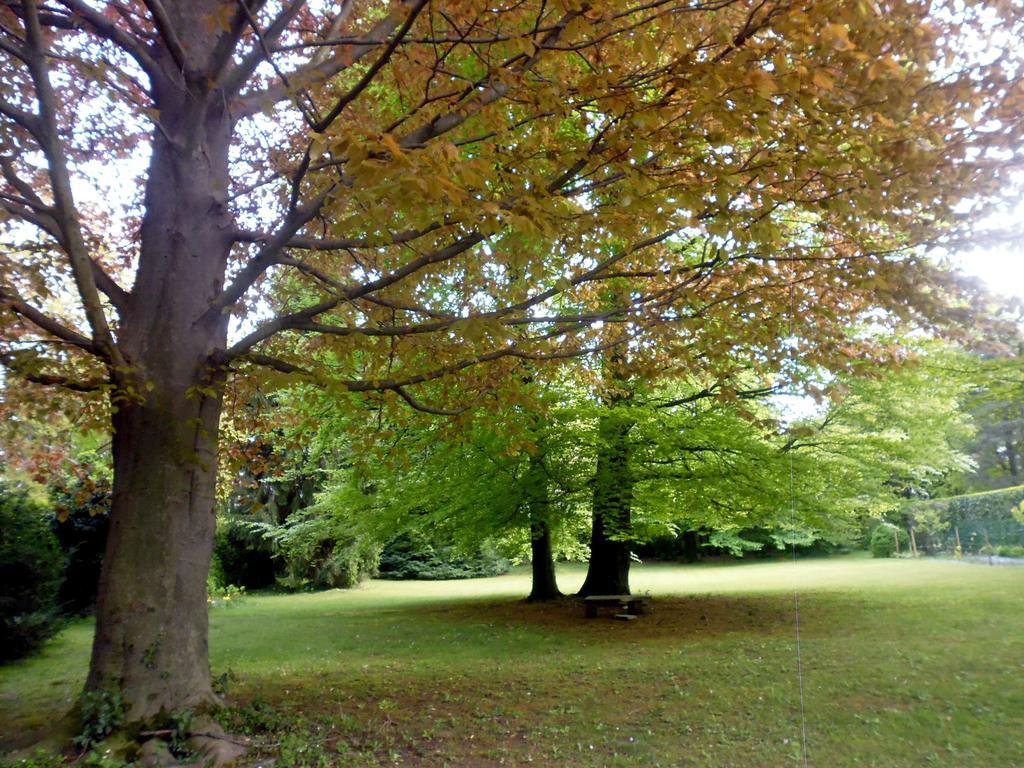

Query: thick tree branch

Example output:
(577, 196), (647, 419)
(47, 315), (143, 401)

(0, 195), (61, 238)
(234, 0), (414, 116)
(0, 286), (97, 352)
(398, 8), (582, 150)
(140, 0), (186, 72)
(236, 219), (448, 252)
(223, 225), (684, 365)
(221, 231), (487, 357)
(653, 384), (781, 409)
(241, 353), (469, 416)
(53, 0), (160, 78)
(0, 154), (129, 313)
(0, 94), (43, 139)
(0, 352), (104, 391)
(242, 332), (633, 403)
(312, 0), (430, 133)
(209, 0), (268, 84)
(392, 385), (469, 416)
(206, 185), (340, 319)
(231, 0), (318, 124)
(21, 0), (124, 367)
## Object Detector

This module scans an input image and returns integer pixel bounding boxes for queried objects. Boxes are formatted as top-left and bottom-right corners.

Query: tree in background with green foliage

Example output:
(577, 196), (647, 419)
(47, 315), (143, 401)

(3, 1), (1022, 747)
(962, 352), (1024, 491)
(48, 465), (111, 615)
(277, 339), (979, 601)
(286, 377), (592, 600)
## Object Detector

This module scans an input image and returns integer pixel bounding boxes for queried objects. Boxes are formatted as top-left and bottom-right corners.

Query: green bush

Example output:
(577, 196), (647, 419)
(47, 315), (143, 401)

(378, 534), (510, 580)
(869, 524), (909, 559)
(207, 581), (246, 608)
(0, 482), (65, 662)
(995, 544), (1024, 558)
(49, 468), (111, 615)
(277, 534), (380, 591)
(213, 519), (277, 591)
(74, 689), (125, 750)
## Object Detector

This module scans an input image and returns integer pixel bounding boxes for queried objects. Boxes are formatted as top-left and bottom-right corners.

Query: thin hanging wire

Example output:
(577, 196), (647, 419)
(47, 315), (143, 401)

(788, 283), (810, 768)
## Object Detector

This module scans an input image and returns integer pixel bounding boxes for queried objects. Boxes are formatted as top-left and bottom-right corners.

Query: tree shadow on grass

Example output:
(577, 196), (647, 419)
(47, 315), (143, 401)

(399, 591), (850, 644)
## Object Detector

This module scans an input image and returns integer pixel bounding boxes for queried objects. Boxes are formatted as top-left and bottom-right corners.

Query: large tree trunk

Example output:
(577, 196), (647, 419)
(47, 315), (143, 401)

(526, 453), (561, 601)
(86, 61), (234, 722)
(578, 410), (635, 597)
(88, 391), (224, 720)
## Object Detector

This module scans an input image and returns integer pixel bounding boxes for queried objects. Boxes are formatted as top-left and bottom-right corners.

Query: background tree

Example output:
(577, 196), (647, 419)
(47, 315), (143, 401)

(1, 0), (1022, 751)
(303, 378), (591, 599)
(963, 354), (1024, 490)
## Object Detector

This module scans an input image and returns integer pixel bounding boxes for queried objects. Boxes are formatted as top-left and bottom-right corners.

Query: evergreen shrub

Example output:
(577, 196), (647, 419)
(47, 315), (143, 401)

(0, 482), (65, 661)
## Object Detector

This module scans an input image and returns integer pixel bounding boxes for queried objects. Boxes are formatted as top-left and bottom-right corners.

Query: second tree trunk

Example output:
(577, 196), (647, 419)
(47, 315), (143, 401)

(579, 410), (634, 596)
(526, 451), (561, 601)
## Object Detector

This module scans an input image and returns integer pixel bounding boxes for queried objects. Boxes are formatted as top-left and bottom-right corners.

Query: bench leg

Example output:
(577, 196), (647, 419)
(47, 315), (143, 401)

(585, 604), (598, 618)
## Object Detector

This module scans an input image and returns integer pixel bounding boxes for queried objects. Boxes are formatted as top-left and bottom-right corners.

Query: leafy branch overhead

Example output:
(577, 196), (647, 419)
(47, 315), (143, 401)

(1, 1), (1021, 409)
(0, 0), (1022, 734)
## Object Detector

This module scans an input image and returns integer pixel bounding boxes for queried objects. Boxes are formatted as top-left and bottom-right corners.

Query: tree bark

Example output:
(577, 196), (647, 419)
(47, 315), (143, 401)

(88, 391), (224, 721)
(86, 61), (234, 722)
(528, 518), (561, 601)
(578, 410), (635, 597)
(682, 530), (701, 563)
(1005, 435), (1019, 482)
(525, 447), (561, 601)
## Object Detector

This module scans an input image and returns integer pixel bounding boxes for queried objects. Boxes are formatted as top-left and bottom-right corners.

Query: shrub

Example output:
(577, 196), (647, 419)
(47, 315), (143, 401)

(869, 523), (909, 558)
(378, 534), (510, 580)
(0, 482), (65, 661)
(49, 468), (111, 614)
(207, 582), (246, 608)
(277, 534), (380, 591)
(213, 519), (277, 591)
(74, 689), (124, 750)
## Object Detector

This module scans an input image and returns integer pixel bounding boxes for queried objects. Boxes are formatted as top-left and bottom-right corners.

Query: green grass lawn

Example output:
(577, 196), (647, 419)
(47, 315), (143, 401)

(3, 556), (1023, 766)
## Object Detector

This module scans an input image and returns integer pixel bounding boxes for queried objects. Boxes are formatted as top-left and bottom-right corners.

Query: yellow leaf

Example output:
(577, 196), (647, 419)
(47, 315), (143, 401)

(381, 133), (404, 157)
(812, 70), (835, 91)
(822, 23), (854, 51)
(309, 135), (327, 162)
(746, 69), (776, 99)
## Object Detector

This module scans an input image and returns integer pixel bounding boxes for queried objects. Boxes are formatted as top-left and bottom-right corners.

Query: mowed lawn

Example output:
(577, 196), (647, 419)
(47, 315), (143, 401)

(3, 556), (1023, 767)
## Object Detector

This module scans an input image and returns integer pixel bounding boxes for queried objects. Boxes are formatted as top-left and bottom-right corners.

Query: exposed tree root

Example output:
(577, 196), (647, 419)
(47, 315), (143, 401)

(185, 718), (249, 767)
(136, 717), (248, 767)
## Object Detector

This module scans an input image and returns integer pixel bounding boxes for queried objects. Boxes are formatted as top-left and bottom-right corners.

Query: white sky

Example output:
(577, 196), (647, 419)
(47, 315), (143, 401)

(950, 193), (1024, 302)
(953, 245), (1024, 302)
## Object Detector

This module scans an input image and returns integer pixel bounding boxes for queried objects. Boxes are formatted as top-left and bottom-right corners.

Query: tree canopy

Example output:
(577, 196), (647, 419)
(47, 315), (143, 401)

(1, 0), (1022, 753)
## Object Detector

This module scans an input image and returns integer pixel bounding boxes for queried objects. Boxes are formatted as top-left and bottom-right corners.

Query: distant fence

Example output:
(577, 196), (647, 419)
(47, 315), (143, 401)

(903, 485), (1024, 555)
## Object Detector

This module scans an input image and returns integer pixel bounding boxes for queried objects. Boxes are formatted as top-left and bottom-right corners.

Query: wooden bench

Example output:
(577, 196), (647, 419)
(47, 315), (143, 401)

(583, 594), (647, 619)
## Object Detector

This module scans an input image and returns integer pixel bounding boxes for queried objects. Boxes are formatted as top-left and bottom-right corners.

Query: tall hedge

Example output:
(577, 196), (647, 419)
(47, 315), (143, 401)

(906, 485), (1024, 552)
